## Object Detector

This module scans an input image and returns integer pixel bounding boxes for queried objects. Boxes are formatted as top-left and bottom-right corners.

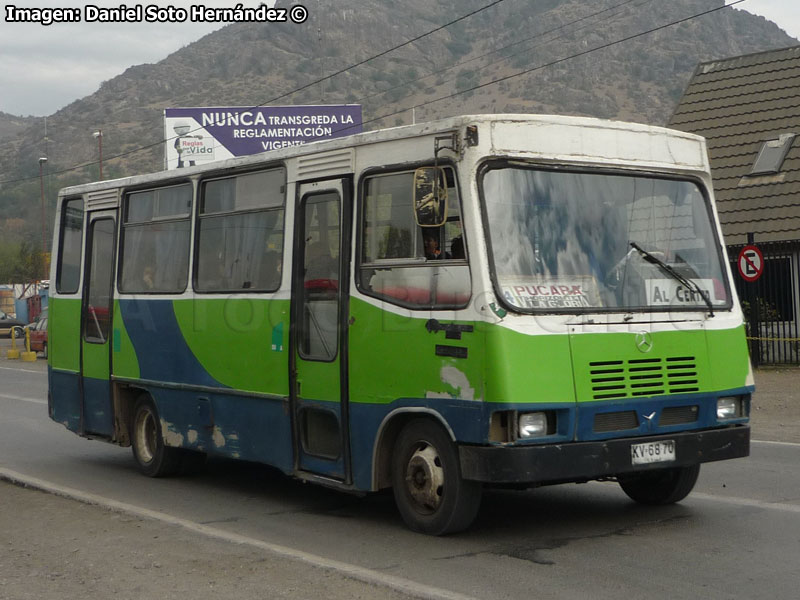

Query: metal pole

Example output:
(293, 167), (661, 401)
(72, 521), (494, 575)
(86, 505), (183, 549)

(745, 233), (760, 366)
(94, 129), (103, 179)
(38, 157), (48, 280)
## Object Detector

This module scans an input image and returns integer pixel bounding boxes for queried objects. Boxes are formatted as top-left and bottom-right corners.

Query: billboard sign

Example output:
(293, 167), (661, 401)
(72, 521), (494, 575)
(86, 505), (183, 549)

(164, 105), (362, 169)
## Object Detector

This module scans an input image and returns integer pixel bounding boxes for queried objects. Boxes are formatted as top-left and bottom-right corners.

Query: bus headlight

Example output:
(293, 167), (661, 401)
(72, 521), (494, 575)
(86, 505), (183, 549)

(717, 396), (743, 420)
(518, 412), (549, 438)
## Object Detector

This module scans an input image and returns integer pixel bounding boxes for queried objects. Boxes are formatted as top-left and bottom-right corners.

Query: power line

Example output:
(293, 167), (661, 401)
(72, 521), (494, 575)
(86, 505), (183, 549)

(0, 0), (747, 186)
(356, 0), (648, 107)
(0, 0), (511, 185)
(333, 0), (749, 135)
(255, 0), (511, 108)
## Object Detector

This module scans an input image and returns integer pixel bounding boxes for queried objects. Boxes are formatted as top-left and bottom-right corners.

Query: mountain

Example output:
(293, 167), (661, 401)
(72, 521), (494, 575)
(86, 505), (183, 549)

(0, 0), (796, 245)
(0, 112), (37, 145)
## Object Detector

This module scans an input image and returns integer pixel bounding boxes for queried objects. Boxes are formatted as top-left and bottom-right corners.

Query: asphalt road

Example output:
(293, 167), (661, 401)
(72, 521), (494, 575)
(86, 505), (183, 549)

(1, 355), (799, 599)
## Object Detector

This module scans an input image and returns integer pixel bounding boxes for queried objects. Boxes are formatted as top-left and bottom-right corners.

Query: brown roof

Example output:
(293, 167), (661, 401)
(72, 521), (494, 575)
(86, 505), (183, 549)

(669, 45), (800, 245)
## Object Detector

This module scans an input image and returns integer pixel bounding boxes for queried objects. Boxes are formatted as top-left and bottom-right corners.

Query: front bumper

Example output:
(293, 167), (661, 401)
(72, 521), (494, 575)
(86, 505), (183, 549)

(459, 425), (749, 484)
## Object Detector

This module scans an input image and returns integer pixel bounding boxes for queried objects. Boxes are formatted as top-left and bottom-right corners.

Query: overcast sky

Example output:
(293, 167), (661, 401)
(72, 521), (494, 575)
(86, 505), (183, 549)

(0, 0), (798, 117)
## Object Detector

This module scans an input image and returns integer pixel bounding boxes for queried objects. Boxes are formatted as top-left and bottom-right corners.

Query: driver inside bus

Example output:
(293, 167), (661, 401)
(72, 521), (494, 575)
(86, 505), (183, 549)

(423, 230), (445, 260)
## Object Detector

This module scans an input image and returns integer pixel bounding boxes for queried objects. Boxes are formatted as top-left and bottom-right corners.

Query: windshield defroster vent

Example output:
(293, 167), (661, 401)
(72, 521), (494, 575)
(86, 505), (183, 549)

(588, 357), (699, 400)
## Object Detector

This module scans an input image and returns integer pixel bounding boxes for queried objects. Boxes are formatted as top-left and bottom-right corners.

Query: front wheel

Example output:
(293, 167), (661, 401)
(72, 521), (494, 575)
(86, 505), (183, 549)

(392, 419), (482, 535)
(130, 396), (183, 477)
(618, 464), (700, 505)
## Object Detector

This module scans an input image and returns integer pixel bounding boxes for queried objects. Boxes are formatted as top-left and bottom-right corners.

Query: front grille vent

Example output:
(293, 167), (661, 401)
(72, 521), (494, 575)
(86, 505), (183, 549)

(588, 357), (699, 400)
(594, 411), (639, 433)
(660, 405), (699, 426)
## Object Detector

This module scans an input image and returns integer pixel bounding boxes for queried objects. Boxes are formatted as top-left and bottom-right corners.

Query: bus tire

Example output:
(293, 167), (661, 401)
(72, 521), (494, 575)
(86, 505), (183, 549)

(391, 419), (481, 535)
(131, 396), (182, 478)
(618, 464), (700, 505)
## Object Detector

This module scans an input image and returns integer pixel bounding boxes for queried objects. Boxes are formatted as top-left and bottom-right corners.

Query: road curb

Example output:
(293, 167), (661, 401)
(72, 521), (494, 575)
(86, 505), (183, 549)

(0, 467), (477, 600)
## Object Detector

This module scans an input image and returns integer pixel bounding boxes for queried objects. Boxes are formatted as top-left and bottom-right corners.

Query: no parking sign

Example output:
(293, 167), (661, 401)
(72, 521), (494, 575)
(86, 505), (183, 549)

(737, 245), (764, 282)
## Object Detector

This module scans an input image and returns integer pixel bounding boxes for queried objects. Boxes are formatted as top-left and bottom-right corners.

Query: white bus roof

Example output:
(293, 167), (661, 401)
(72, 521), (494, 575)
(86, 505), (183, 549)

(60, 114), (709, 196)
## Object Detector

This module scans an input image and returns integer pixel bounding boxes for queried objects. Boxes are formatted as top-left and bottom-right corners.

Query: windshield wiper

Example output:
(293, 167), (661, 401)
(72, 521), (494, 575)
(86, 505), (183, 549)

(630, 242), (714, 317)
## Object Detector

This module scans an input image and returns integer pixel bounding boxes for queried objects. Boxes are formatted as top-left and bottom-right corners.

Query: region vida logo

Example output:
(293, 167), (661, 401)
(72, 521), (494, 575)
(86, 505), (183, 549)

(4, 3), (309, 26)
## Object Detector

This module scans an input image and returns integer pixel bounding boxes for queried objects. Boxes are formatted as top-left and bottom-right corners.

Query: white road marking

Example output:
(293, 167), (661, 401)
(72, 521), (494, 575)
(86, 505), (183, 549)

(752, 439), (800, 448)
(0, 365), (43, 374)
(691, 492), (800, 514)
(0, 393), (46, 405)
(0, 468), (477, 600)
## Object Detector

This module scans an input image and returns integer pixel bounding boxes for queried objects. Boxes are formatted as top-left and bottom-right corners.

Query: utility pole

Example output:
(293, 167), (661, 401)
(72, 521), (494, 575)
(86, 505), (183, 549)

(38, 157), (48, 279)
(93, 129), (103, 179)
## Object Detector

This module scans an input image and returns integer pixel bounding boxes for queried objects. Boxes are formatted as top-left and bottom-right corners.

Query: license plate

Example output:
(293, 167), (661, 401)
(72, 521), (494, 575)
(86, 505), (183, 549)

(631, 440), (676, 465)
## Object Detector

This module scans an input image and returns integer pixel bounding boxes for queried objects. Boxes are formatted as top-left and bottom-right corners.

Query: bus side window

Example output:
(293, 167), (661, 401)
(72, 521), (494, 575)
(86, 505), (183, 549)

(358, 167), (470, 309)
(299, 194), (341, 360)
(119, 184), (192, 294)
(56, 198), (85, 294)
(195, 169), (286, 293)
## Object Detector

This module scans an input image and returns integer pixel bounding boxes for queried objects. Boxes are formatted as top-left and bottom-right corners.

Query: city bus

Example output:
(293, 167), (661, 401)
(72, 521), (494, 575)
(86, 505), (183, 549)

(47, 114), (752, 534)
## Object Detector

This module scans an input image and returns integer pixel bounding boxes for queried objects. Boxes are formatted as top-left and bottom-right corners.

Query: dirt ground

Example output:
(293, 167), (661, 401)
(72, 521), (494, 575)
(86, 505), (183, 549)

(749, 367), (800, 443)
(0, 362), (797, 599)
(0, 485), (414, 600)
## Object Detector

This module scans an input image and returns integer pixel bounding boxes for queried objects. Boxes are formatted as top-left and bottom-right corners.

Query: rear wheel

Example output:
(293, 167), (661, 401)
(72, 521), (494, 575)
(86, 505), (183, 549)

(130, 396), (182, 477)
(392, 419), (482, 535)
(41, 342), (48, 359)
(618, 464), (700, 505)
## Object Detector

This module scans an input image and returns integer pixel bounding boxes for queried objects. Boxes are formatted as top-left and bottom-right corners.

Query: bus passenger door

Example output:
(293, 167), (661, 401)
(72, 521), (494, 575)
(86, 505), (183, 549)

(80, 211), (117, 437)
(291, 179), (351, 482)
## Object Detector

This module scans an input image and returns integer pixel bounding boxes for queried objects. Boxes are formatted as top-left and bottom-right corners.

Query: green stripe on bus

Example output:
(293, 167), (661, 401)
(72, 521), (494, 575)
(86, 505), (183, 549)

(173, 298), (291, 394)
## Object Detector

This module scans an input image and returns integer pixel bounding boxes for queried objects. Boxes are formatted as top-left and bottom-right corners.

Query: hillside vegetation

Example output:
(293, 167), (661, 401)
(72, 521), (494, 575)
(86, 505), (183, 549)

(0, 0), (795, 250)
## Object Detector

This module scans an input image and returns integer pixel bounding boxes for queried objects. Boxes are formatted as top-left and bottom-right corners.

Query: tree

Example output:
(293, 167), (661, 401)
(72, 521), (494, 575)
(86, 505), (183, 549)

(0, 241), (45, 284)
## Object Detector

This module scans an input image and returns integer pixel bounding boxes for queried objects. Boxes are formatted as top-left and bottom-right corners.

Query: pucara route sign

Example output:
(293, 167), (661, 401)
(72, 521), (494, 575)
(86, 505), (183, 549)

(737, 245), (764, 282)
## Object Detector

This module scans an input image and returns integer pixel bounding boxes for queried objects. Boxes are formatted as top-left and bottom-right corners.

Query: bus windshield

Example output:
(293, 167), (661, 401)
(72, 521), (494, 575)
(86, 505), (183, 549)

(481, 165), (731, 313)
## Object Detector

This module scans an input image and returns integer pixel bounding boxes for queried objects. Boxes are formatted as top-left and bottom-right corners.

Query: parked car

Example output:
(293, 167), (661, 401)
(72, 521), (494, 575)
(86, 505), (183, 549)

(30, 306), (47, 325)
(27, 316), (48, 357)
(0, 310), (26, 339)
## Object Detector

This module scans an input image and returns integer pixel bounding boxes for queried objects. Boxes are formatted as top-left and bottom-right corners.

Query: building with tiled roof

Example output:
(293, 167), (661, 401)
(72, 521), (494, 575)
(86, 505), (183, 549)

(670, 45), (800, 245)
(670, 45), (800, 364)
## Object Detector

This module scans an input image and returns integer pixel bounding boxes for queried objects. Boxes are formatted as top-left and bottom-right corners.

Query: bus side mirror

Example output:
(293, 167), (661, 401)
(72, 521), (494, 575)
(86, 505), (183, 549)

(413, 167), (448, 227)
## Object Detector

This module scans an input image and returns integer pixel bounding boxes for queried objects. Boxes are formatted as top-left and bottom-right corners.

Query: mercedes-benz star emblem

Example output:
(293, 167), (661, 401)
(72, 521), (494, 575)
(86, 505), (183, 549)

(635, 331), (654, 353)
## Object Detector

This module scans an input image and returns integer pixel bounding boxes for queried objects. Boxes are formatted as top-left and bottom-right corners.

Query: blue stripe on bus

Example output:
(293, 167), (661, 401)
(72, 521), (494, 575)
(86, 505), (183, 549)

(118, 299), (224, 388)
(346, 390), (752, 489)
(49, 369), (81, 433)
(146, 385), (294, 474)
(573, 387), (753, 442)
(82, 376), (114, 436)
(346, 399), (579, 490)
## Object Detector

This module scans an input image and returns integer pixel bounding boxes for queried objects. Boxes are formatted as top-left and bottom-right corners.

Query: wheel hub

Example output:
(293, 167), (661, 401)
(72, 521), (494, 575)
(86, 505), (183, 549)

(135, 409), (158, 464)
(404, 444), (444, 511)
